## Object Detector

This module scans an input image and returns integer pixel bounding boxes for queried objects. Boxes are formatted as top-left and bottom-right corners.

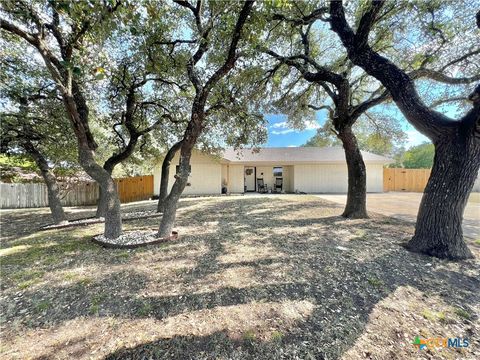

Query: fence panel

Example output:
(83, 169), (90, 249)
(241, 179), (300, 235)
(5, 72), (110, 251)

(116, 175), (153, 203)
(384, 168), (432, 192)
(0, 175), (154, 209)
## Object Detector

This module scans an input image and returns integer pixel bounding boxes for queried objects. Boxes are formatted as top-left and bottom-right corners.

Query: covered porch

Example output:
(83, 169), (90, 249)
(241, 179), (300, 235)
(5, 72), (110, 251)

(222, 164), (294, 193)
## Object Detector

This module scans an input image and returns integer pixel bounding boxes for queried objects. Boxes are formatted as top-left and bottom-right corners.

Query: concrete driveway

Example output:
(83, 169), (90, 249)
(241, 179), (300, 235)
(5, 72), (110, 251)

(316, 192), (480, 240)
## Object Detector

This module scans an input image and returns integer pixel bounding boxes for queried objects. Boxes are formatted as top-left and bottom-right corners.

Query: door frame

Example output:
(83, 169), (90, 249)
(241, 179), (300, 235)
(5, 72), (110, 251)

(244, 166), (256, 192)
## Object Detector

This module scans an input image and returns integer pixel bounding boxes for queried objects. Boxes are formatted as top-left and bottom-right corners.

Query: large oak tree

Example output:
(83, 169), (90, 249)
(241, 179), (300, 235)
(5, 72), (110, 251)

(152, 0), (258, 237)
(329, 1), (480, 259)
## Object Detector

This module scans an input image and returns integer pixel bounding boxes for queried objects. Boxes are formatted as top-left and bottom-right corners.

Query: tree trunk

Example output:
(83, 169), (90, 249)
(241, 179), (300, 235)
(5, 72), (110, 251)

(96, 186), (108, 218)
(337, 125), (368, 218)
(23, 141), (67, 224)
(157, 141), (183, 213)
(406, 137), (479, 260)
(78, 145), (122, 239)
(158, 116), (199, 238)
(42, 168), (67, 224)
(102, 176), (122, 239)
(158, 152), (191, 238)
(95, 165), (114, 219)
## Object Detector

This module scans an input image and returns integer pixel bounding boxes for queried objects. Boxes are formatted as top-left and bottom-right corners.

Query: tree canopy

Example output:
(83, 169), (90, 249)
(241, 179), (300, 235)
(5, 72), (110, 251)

(401, 142), (435, 169)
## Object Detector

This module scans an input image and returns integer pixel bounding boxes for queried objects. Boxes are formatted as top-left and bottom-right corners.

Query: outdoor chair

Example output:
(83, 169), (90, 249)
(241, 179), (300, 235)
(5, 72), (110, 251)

(257, 178), (267, 193)
(273, 177), (283, 193)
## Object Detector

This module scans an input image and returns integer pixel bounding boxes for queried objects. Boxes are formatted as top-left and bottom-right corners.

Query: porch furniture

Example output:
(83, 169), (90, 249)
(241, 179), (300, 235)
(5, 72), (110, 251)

(273, 177), (283, 193)
(257, 178), (267, 193)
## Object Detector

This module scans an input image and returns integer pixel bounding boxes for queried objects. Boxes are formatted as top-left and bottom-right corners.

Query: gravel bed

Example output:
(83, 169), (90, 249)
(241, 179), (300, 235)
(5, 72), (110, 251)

(94, 230), (157, 245)
(92, 229), (178, 248)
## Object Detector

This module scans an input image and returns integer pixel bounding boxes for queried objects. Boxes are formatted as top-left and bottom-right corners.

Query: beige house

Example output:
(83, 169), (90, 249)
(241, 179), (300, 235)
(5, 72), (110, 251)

(153, 147), (393, 195)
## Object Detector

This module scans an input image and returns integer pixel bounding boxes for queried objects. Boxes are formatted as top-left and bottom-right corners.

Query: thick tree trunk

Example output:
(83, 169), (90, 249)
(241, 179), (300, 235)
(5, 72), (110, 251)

(337, 125), (368, 218)
(78, 145), (122, 239)
(96, 185), (108, 218)
(24, 143), (67, 224)
(158, 152), (191, 237)
(157, 141), (183, 213)
(42, 168), (67, 224)
(102, 176), (122, 239)
(158, 115), (200, 238)
(406, 137), (479, 260)
(95, 165), (114, 219)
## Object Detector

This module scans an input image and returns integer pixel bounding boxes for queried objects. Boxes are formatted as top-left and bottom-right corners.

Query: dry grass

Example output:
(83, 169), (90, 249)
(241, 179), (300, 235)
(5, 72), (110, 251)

(1, 195), (479, 359)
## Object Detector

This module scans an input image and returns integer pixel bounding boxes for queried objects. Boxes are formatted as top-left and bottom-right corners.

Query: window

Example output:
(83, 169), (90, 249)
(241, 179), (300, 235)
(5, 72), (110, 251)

(273, 167), (283, 177)
(176, 165), (191, 174)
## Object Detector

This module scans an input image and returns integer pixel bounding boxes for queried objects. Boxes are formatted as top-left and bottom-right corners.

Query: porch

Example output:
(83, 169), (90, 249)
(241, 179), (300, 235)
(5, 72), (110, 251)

(222, 165), (294, 193)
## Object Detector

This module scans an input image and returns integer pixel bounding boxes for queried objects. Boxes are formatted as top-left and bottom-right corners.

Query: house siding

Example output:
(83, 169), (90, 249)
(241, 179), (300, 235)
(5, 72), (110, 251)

(229, 165), (244, 193)
(153, 152), (222, 195)
(154, 150), (386, 195)
(293, 163), (383, 193)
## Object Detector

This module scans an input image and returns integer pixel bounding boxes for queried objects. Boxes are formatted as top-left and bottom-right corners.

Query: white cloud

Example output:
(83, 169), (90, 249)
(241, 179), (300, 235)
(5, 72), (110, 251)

(287, 145), (298, 147)
(271, 129), (295, 135)
(270, 121), (289, 129)
(304, 120), (320, 131)
(405, 130), (430, 148)
(270, 120), (320, 135)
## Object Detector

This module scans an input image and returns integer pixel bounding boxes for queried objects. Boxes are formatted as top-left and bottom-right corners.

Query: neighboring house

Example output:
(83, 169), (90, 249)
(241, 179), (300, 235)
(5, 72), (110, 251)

(153, 147), (393, 195)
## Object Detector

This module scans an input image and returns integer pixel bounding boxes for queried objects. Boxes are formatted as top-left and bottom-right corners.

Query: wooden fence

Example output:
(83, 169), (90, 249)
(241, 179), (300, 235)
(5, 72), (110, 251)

(116, 175), (154, 203)
(383, 168), (431, 192)
(384, 168), (480, 193)
(0, 175), (154, 209)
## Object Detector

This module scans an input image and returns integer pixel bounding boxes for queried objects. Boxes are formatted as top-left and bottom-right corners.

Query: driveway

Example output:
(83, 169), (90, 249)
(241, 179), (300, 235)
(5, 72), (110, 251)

(316, 192), (480, 240)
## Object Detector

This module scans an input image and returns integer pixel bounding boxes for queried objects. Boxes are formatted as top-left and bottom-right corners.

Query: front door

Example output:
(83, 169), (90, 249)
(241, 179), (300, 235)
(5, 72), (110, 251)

(244, 167), (255, 192)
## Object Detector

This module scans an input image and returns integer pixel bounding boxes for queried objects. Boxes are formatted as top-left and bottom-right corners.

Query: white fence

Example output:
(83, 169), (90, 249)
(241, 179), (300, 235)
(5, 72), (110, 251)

(0, 182), (99, 209)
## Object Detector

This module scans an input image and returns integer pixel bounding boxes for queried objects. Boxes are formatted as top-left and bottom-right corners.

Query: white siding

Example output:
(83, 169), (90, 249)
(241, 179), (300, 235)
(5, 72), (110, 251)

(473, 172), (480, 192)
(229, 165), (244, 193)
(153, 151), (222, 195)
(283, 166), (294, 192)
(221, 164), (228, 187)
(153, 151), (387, 195)
(293, 163), (384, 193)
(365, 164), (384, 192)
(256, 166), (273, 188)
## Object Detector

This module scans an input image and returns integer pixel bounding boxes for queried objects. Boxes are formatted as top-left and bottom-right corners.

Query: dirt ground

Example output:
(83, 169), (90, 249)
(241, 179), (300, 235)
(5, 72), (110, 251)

(1, 195), (479, 359)
(316, 192), (480, 240)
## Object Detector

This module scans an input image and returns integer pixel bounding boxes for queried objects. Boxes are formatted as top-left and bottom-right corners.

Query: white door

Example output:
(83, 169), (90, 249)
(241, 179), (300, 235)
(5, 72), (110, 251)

(244, 167), (255, 191)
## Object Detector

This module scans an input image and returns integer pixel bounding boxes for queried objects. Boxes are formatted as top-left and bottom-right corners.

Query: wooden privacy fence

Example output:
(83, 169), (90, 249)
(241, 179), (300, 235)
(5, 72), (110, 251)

(0, 175), (154, 209)
(383, 168), (431, 192)
(116, 175), (154, 203)
(384, 168), (480, 193)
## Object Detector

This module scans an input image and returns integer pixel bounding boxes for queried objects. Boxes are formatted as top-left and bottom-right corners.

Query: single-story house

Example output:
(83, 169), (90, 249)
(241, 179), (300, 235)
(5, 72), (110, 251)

(153, 147), (393, 195)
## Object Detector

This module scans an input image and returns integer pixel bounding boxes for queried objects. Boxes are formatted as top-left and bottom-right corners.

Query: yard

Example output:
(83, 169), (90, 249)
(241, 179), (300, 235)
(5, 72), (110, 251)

(1, 195), (479, 359)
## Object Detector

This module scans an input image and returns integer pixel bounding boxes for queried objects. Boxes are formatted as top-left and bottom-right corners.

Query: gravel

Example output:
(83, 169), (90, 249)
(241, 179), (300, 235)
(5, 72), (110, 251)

(93, 230), (159, 246)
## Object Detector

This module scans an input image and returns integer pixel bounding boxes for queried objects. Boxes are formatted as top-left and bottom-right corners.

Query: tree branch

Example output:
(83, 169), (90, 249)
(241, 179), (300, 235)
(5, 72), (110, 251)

(202, 1), (255, 99)
(329, 0), (459, 139)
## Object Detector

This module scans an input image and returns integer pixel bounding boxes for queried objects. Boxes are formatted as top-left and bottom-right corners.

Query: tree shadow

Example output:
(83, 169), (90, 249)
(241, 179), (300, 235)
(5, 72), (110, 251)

(1, 196), (478, 359)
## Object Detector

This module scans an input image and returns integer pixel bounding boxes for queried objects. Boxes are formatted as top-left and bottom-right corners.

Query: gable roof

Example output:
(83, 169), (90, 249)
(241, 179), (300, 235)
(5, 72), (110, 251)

(221, 147), (392, 164)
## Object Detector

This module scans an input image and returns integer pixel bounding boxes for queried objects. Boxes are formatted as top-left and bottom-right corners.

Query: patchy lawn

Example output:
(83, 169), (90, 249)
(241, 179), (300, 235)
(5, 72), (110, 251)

(1, 195), (479, 360)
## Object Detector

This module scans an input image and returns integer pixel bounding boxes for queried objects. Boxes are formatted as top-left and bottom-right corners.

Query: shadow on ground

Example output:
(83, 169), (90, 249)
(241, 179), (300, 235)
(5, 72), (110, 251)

(1, 196), (478, 359)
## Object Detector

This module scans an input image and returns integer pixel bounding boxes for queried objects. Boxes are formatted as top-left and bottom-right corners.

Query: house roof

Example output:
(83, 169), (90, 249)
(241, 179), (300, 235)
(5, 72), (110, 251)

(221, 147), (393, 164)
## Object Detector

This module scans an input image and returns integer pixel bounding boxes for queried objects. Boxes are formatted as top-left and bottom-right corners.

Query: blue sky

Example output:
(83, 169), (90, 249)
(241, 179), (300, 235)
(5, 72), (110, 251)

(265, 109), (430, 149)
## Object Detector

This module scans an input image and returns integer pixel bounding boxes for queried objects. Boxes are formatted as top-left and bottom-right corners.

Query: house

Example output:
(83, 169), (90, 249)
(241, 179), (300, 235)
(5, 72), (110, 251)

(153, 147), (393, 195)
